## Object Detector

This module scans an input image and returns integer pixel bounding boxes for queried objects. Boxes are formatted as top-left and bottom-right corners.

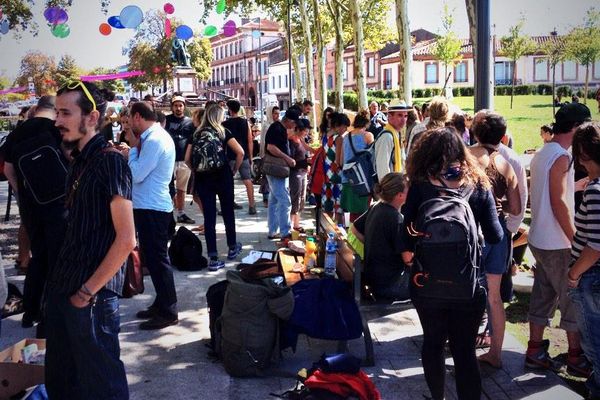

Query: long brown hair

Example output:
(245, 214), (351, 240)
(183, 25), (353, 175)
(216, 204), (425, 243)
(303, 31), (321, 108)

(573, 122), (600, 169)
(406, 127), (489, 189)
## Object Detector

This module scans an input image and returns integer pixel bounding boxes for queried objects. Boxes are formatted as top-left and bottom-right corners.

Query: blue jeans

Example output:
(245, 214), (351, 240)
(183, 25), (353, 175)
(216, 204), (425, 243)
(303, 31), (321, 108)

(570, 268), (600, 397)
(45, 289), (129, 399)
(266, 175), (291, 236)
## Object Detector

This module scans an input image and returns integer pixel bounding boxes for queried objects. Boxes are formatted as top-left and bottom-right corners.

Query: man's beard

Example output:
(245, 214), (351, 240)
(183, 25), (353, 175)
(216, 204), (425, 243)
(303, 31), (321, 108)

(61, 119), (87, 150)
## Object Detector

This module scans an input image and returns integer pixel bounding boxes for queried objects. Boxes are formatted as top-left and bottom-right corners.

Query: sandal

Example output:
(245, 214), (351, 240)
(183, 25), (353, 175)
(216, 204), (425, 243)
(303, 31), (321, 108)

(293, 227), (305, 233)
(475, 332), (492, 349)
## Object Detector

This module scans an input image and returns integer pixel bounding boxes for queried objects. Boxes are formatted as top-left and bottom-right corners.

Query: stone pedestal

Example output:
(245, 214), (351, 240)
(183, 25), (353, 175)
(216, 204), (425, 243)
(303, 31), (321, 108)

(173, 67), (198, 94)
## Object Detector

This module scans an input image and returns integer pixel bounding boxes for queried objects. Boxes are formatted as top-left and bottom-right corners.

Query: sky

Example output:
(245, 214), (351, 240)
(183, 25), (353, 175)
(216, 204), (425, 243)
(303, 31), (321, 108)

(0, 0), (597, 81)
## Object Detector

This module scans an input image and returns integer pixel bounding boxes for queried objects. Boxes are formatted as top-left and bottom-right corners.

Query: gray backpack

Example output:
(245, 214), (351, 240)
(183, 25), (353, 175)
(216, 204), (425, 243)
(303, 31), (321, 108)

(218, 270), (294, 377)
(410, 186), (481, 300)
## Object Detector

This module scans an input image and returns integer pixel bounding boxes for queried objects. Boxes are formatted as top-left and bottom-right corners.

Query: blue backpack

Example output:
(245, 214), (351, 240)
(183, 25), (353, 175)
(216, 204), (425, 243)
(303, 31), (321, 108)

(342, 135), (376, 197)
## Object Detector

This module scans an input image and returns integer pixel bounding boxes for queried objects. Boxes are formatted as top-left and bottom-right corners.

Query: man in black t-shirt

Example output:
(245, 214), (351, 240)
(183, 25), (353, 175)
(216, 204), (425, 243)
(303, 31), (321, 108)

(3, 95), (68, 329)
(223, 99), (255, 214)
(165, 96), (196, 224)
(264, 108), (300, 239)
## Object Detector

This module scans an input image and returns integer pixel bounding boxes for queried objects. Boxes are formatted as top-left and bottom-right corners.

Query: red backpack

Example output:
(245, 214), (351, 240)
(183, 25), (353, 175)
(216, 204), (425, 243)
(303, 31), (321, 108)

(309, 147), (325, 195)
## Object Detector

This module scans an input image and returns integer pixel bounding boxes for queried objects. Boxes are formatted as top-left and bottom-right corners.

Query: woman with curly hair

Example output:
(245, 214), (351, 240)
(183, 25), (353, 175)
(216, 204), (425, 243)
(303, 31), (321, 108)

(401, 127), (503, 400)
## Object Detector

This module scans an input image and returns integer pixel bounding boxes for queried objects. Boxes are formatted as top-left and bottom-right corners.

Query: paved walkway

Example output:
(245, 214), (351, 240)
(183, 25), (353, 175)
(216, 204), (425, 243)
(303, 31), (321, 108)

(0, 180), (582, 399)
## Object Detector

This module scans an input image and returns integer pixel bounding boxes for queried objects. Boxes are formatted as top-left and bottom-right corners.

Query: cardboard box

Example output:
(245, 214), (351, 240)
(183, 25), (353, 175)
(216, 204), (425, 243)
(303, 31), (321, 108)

(0, 338), (45, 399)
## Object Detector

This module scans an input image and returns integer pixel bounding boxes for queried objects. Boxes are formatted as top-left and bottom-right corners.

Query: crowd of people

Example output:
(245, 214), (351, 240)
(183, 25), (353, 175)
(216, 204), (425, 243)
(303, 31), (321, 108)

(1, 79), (600, 400)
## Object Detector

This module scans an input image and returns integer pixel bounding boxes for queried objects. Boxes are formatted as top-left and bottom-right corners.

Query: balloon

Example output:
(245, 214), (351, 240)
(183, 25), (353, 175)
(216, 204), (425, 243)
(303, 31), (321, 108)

(108, 16), (125, 29)
(223, 20), (236, 37)
(44, 7), (68, 25)
(165, 18), (171, 38)
(0, 19), (8, 35)
(252, 30), (261, 39)
(204, 25), (217, 37)
(51, 23), (70, 38)
(119, 5), (143, 29)
(175, 25), (193, 40)
(99, 23), (111, 36)
(163, 3), (175, 15)
(216, 0), (226, 14)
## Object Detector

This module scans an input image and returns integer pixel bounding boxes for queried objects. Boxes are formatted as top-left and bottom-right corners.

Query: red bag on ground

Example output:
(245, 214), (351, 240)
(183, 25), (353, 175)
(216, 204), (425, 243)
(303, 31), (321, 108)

(304, 369), (381, 400)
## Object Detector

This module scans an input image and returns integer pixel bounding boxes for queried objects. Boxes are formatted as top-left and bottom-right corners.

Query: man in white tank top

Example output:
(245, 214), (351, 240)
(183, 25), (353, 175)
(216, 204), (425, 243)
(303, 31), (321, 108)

(527, 103), (592, 375)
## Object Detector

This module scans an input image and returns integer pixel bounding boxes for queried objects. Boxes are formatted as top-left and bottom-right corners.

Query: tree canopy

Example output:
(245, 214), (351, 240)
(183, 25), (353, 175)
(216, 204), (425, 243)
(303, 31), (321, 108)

(16, 51), (56, 95)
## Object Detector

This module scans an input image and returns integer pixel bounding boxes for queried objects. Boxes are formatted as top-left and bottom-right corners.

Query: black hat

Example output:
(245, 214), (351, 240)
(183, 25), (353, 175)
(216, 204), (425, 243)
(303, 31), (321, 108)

(284, 108), (301, 122)
(555, 103), (591, 126)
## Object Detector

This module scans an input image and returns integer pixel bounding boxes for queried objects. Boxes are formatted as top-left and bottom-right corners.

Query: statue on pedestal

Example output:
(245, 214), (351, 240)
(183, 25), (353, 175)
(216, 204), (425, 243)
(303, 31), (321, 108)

(171, 39), (191, 68)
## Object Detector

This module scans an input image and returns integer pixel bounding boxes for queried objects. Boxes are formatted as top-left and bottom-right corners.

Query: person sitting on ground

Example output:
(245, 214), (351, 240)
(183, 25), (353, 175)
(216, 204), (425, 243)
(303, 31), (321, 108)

(351, 173), (409, 301)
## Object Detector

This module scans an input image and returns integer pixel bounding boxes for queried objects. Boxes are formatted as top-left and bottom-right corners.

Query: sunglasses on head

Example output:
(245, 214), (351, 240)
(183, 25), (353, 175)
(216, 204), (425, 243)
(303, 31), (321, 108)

(62, 81), (96, 112)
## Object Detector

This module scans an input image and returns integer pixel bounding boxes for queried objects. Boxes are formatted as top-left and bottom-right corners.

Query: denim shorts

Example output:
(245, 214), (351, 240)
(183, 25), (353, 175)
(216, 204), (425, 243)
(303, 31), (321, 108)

(482, 222), (509, 275)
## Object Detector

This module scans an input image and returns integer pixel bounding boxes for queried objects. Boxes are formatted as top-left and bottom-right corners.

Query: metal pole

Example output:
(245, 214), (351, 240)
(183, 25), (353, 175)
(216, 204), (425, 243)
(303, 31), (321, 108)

(475, 0), (493, 111)
(287, 1), (293, 108)
(258, 18), (262, 116)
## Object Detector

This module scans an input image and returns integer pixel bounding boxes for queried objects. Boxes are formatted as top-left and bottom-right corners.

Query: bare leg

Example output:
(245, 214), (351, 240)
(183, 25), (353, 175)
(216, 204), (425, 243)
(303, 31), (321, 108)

(243, 179), (255, 208)
(478, 274), (505, 367)
(175, 190), (185, 213)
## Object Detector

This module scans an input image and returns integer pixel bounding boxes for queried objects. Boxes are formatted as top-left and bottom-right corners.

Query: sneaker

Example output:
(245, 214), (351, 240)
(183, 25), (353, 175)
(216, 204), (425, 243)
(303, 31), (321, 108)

(248, 206), (257, 215)
(567, 354), (593, 378)
(233, 202), (243, 210)
(139, 315), (178, 330)
(177, 213), (196, 224)
(208, 259), (225, 271)
(227, 242), (242, 260)
(525, 339), (562, 371)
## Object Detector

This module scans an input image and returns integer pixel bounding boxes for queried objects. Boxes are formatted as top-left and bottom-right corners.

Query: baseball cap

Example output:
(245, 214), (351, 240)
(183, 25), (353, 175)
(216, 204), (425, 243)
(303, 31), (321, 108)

(555, 102), (591, 126)
(171, 95), (186, 105)
(283, 108), (301, 122)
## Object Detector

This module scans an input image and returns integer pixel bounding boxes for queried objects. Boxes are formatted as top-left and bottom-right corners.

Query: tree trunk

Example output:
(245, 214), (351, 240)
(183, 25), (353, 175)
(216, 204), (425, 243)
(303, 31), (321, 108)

(312, 0), (327, 112)
(510, 60), (516, 109)
(395, 0), (412, 104)
(584, 64), (589, 104)
(298, 0), (316, 106)
(465, 0), (477, 105)
(292, 51), (304, 102)
(552, 63), (556, 116)
(350, 0), (368, 110)
(328, 0), (344, 111)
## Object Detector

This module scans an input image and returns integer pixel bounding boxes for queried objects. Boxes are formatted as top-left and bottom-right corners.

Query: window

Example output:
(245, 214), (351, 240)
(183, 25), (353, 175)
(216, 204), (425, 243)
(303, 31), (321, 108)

(272, 76), (276, 90)
(594, 60), (600, 80)
(367, 57), (375, 77)
(494, 61), (513, 85)
(263, 61), (268, 76)
(425, 62), (438, 84)
(327, 74), (333, 89)
(533, 58), (549, 82)
(454, 62), (467, 83)
(225, 66), (229, 80)
(229, 43), (233, 56)
(278, 75), (282, 89)
(383, 68), (392, 89)
(264, 81), (268, 93)
(225, 45), (228, 58)
(220, 47), (223, 59)
(285, 74), (288, 88)
(562, 61), (577, 81)
(343, 60), (348, 81)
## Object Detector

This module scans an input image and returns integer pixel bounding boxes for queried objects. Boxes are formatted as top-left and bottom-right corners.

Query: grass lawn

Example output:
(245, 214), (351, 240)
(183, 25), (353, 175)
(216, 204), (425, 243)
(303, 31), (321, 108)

(413, 95), (600, 154)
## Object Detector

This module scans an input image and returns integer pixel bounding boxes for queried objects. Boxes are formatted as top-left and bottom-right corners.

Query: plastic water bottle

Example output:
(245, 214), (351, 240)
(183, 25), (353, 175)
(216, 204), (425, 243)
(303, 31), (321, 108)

(324, 233), (337, 278)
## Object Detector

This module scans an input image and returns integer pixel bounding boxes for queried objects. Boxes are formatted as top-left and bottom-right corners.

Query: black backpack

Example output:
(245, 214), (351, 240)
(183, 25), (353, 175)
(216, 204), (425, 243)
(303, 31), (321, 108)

(191, 127), (226, 173)
(168, 226), (208, 271)
(15, 132), (68, 205)
(410, 186), (481, 300)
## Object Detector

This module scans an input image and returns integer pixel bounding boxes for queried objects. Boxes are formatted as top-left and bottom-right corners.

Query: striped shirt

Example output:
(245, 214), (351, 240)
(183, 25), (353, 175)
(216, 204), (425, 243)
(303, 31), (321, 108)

(47, 134), (132, 295)
(572, 178), (600, 267)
